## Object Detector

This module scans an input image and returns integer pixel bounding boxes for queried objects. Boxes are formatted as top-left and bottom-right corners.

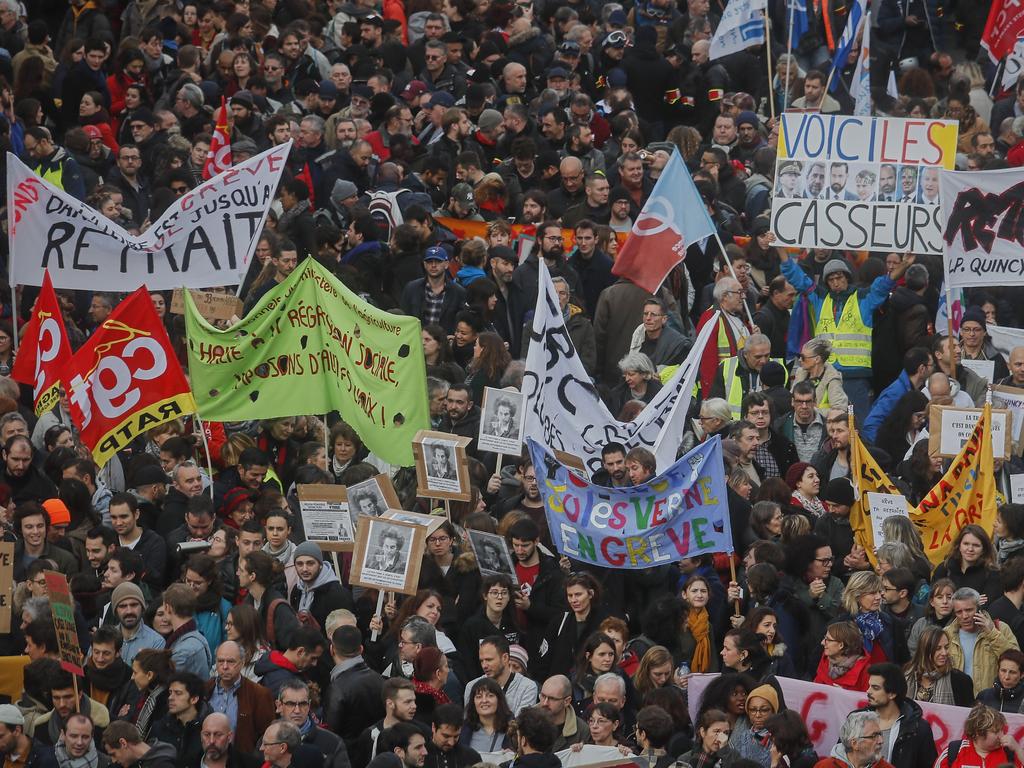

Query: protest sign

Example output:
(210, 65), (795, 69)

(1012, 474), (1024, 503)
(867, 492), (910, 548)
(186, 259), (429, 467)
(850, 424), (902, 564)
(988, 324), (1024, 361)
(413, 430), (472, 501)
(350, 518), (425, 595)
(11, 270), (72, 416)
(478, 387), (526, 456)
(688, 673), (1024, 756)
(45, 571), (84, 675)
(1002, 37), (1024, 91)
(7, 143), (288, 291)
(928, 404), (1012, 459)
(939, 167), (1024, 287)
(960, 358), (995, 383)
(993, 384), (1024, 451)
(0, 542), (11, 634)
(296, 485), (352, 551)
(916, 405), (997, 565)
(770, 115), (958, 255)
(68, 287), (196, 467)
(527, 436), (732, 569)
(170, 289), (242, 323)
(381, 510), (446, 537)
(523, 261), (716, 475)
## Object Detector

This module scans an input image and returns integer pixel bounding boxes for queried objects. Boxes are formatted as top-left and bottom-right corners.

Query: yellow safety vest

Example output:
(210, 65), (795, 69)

(816, 294), (872, 369)
(720, 356), (788, 418)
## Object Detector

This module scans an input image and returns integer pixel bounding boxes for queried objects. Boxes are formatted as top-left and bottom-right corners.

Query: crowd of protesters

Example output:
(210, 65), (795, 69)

(5, 3), (1024, 768)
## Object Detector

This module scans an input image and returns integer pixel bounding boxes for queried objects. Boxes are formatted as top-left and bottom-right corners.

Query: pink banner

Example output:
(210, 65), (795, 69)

(688, 674), (1024, 754)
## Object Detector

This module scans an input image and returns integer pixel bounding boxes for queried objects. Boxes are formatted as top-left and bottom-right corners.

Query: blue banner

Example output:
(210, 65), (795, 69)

(527, 436), (733, 569)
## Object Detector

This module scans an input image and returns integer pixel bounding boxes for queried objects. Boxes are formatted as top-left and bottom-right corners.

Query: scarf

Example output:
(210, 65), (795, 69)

(264, 539), (296, 564)
(276, 199), (311, 232)
(827, 654), (861, 680)
(791, 490), (825, 517)
(134, 685), (165, 736)
(687, 608), (712, 672)
(909, 669), (955, 705)
(413, 679), (451, 705)
(854, 611), (884, 653)
(85, 656), (130, 693)
(55, 737), (99, 768)
(998, 537), (1024, 565)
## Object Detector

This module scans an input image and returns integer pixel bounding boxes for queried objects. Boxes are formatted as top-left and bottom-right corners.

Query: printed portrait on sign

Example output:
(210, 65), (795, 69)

(803, 161), (826, 199)
(478, 388), (526, 455)
(876, 163), (898, 202)
(897, 165), (919, 203)
(775, 160), (804, 198)
(365, 523), (409, 576)
(468, 529), (517, 579)
(917, 166), (940, 205)
(423, 439), (460, 492)
(824, 161), (856, 201)
(852, 165), (877, 203)
(350, 518), (425, 595)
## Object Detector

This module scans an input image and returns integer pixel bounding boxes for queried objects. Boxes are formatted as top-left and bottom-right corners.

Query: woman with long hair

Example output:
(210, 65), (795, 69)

(680, 575), (718, 673)
(903, 624), (974, 706)
(994, 503), (1024, 565)
(906, 578), (956, 658)
(898, 440), (946, 507)
(632, 645), (681, 702)
(460, 677), (513, 752)
(411, 646), (451, 723)
(812, 621), (871, 691)
(571, 631), (619, 712)
(227, 51), (258, 96)
(875, 391), (929, 464)
(837, 571), (902, 663)
(931, 524), (1003, 604)
(696, 672), (756, 727)
(740, 608), (796, 678)
(750, 501), (783, 542)
(78, 91), (119, 153)
(125, 648), (174, 736)
(720, 627), (781, 684)
(225, 603), (270, 680)
(677, 709), (741, 768)
(421, 323), (465, 384)
(466, 331), (511, 405)
(0, 321), (15, 377)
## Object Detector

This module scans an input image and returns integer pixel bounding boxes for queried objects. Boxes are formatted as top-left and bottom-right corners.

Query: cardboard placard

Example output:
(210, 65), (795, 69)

(960, 358), (995, 383)
(413, 430), (473, 501)
(381, 510), (446, 536)
(928, 405), (1013, 459)
(347, 473), (403, 532)
(0, 542), (12, 634)
(350, 517), (425, 596)
(467, 528), (517, 580)
(992, 384), (1024, 452)
(866, 492), (911, 550)
(1012, 474), (1024, 504)
(171, 288), (242, 322)
(477, 387), (526, 456)
(44, 571), (84, 675)
(296, 484), (353, 552)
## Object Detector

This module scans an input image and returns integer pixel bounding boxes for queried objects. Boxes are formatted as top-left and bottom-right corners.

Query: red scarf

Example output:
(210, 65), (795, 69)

(413, 679), (450, 705)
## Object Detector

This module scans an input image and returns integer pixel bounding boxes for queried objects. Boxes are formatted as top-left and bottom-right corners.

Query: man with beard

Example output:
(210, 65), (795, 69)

(199, 713), (261, 768)
(3, 436), (57, 505)
(84, 526), (116, 579)
(108, 493), (166, 589)
(823, 162), (857, 200)
(507, 518), (563, 652)
(856, 664), (936, 768)
(509, 221), (583, 353)
(438, 385), (481, 452)
(113, 581), (165, 664)
(591, 444), (630, 488)
(83, 626), (133, 716)
(34, 669), (110, 747)
(230, 91), (264, 145)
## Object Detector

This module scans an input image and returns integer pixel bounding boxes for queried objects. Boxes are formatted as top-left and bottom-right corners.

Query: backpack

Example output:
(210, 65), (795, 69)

(945, 739), (1015, 768)
(367, 189), (410, 242)
(265, 598), (291, 647)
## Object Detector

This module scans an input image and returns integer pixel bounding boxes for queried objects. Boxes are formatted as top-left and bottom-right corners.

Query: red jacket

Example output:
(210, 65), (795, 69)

(812, 653), (872, 691)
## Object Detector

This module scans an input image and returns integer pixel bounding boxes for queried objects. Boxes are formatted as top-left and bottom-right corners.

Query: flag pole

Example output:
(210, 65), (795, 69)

(945, 284), (956, 380)
(711, 230), (758, 328)
(9, 284), (17, 346)
(784, 0), (795, 110)
(765, 12), (777, 120)
(194, 414), (216, 502)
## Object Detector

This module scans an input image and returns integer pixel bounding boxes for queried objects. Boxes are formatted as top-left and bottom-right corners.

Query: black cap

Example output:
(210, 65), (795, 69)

(489, 245), (517, 263)
(133, 465), (171, 487)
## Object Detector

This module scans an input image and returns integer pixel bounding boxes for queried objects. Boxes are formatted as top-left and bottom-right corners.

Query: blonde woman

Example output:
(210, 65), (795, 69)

(838, 571), (900, 663)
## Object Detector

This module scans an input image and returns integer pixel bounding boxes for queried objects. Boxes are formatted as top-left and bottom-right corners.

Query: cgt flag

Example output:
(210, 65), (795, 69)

(203, 96), (232, 180)
(11, 270), (71, 416)
(912, 403), (997, 565)
(67, 288), (196, 466)
(984, 0), (1024, 63)
(848, 415), (902, 567)
(612, 150), (715, 293)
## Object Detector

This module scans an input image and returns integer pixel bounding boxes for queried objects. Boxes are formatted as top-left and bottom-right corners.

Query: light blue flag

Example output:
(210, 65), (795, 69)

(829, 0), (867, 92)
(787, 0), (809, 48)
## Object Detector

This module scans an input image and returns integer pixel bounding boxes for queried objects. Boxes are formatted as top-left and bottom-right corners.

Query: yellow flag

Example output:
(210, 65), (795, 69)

(911, 404), (997, 566)
(849, 426), (902, 567)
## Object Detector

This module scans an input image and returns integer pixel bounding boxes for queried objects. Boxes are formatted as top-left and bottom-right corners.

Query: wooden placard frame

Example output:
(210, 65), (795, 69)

(350, 517), (426, 596)
(413, 430), (473, 501)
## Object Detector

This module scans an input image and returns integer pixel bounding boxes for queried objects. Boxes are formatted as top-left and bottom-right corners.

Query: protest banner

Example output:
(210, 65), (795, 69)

(11, 270), (71, 416)
(993, 384), (1024, 451)
(350, 517), (425, 596)
(915, 404), (997, 565)
(849, 423), (902, 563)
(68, 287), (196, 467)
(927, 404), (1012, 459)
(523, 261), (716, 475)
(7, 142), (289, 291)
(435, 218), (628, 254)
(170, 289), (242, 323)
(866, 492), (910, 548)
(45, 571), (84, 675)
(770, 115), (958, 255)
(527, 436), (732, 569)
(960, 358), (995, 383)
(186, 259), (429, 467)
(988, 323), (1024, 361)
(296, 484), (352, 551)
(983, 0), (1024, 64)
(940, 167), (1024, 287)
(0, 542), (11, 634)
(688, 673), (1024, 755)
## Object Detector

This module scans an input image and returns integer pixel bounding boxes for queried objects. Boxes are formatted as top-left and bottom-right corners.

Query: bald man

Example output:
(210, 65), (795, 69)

(539, 675), (589, 751)
(997, 346), (1024, 389)
(206, 641), (276, 753)
(547, 156), (586, 219)
(200, 713), (255, 768)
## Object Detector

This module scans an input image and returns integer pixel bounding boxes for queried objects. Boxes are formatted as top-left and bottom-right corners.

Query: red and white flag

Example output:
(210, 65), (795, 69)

(11, 270), (72, 416)
(203, 96), (232, 180)
(983, 0), (1024, 63)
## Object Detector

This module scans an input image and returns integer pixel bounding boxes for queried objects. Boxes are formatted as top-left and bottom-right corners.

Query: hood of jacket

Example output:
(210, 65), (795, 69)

(888, 286), (927, 315)
(140, 741), (179, 766)
(298, 561), (341, 596)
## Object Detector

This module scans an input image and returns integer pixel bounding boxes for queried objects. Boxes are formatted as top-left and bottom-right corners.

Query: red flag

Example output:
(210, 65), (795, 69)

(203, 96), (232, 180)
(67, 288), (196, 466)
(11, 270), (72, 416)
(982, 0), (1024, 62)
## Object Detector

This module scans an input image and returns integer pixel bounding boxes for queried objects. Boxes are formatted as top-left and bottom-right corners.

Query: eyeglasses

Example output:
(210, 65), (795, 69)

(814, 556), (834, 564)
(487, 590), (510, 597)
(857, 733), (884, 742)
(427, 534), (451, 544)
(748, 706), (774, 714)
(280, 700), (310, 709)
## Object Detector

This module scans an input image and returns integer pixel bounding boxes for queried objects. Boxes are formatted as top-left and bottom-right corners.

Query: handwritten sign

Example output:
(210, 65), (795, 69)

(170, 289), (242, 323)
(45, 571), (83, 675)
(929, 405), (1013, 459)
(867, 492), (910, 550)
(0, 543), (12, 634)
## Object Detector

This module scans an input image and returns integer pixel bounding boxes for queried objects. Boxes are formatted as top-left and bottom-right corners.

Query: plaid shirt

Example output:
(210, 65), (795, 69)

(423, 282), (445, 327)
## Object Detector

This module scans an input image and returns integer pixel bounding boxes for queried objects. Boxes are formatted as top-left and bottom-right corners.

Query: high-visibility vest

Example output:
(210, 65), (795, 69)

(36, 162), (65, 190)
(816, 293), (872, 369)
(720, 356), (788, 418)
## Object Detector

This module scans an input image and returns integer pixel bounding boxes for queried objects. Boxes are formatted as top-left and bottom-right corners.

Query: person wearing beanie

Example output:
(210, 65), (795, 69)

(779, 245), (918, 420)
(289, 541), (352, 632)
(607, 185), (633, 234)
(960, 305), (1010, 381)
(111, 580), (166, 665)
(785, 461), (825, 518)
(730, 683), (779, 766)
(732, 110), (766, 164)
(0, 703), (56, 768)
(813, 478), (867, 579)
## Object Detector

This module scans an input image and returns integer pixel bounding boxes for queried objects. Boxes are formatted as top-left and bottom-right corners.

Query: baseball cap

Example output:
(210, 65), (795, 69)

(401, 80), (428, 100)
(362, 13), (384, 26)
(451, 182), (475, 207)
(489, 245), (517, 263)
(319, 81), (339, 99)
(294, 78), (318, 97)
(83, 125), (102, 140)
(133, 465), (170, 487)
(128, 107), (156, 126)
(608, 9), (628, 27)
(558, 40), (581, 57)
(351, 84), (373, 101)
(427, 91), (455, 109)
(423, 246), (449, 261)
(546, 66), (569, 80)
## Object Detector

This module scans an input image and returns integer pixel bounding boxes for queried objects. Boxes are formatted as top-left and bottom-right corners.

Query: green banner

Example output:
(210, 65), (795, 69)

(185, 259), (429, 466)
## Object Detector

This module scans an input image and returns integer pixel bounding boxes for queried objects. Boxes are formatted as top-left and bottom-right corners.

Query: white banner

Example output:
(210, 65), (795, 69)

(1003, 37), (1024, 91)
(6, 142), (291, 291)
(688, 673), (1024, 755)
(940, 166), (1024, 287)
(771, 115), (958, 255)
(709, 0), (767, 60)
(986, 323), (1024, 361)
(522, 261), (715, 476)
